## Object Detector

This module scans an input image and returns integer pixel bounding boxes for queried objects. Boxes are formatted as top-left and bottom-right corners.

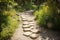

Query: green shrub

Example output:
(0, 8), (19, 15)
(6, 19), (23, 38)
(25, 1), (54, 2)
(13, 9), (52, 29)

(34, 4), (53, 25)
(0, 1), (19, 40)
(34, 3), (60, 29)
(0, 9), (19, 40)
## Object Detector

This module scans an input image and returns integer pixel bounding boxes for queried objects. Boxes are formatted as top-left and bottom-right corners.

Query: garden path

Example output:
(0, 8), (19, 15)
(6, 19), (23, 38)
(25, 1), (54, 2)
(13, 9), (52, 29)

(11, 10), (60, 40)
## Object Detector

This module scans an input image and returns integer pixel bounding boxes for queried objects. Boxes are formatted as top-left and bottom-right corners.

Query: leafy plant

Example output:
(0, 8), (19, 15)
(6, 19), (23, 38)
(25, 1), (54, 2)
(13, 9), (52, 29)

(34, 3), (58, 29)
(0, 1), (19, 40)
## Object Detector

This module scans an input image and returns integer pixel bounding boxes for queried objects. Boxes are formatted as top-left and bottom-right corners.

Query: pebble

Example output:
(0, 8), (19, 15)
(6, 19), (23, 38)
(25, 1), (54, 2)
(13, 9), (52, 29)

(31, 29), (40, 33)
(27, 18), (33, 22)
(29, 22), (34, 24)
(27, 20), (33, 22)
(29, 23), (34, 26)
(30, 26), (34, 29)
(29, 33), (39, 39)
(23, 21), (29, 25)
(22, 25), (30, 28)
(23, 28), (31, 31)
(23, 32), (32, 37)
(21, 15), (26, 18)
(22, 18), (27, 21)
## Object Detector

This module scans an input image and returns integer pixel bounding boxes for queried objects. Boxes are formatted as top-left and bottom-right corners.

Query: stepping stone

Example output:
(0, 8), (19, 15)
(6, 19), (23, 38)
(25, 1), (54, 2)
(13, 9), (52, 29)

(29, 22), (34, 24)
(21, 16), (26, 19)
(31, 29), (40, 33)
(29, 23), (34, 26)
(23, 21), (29, 25)
(20, 14), (25, 16)
(25, 13), (29, 15)
(22, 18), (27, 21)
(23, 28), (31, 31)
(23, 32), (32, 37)
(30, 26), (34, 29)
(29, 33), (39, 39)
(27, 18), (33, 22)
(22, 25), (30, 28)
(27, 20), (33, 22)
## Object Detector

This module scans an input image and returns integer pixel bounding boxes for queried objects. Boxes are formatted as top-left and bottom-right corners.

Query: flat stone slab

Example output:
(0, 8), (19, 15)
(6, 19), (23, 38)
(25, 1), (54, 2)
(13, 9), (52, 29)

(27, 20), (33, 22)
(29, 22), (34, 24)
(21, 14), (26, 17)
(22, 18), (27, 21)
(31, 29), (40, 33)
(23, 28), (31, 31)
(27, 18), (33, 22)
(22, 25), (31, 28)
(29, 33), (39, 39)
(23, 32), (32, 37)
(30, 26), (34, 29)
(29, 23), (34, 26)
(23, 21), (29, 25)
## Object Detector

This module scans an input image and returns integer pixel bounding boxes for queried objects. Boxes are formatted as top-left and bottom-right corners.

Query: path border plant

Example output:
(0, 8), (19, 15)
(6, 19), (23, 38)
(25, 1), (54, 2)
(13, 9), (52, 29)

(0, 1), (19, 40)
(34, 2), (60, 30)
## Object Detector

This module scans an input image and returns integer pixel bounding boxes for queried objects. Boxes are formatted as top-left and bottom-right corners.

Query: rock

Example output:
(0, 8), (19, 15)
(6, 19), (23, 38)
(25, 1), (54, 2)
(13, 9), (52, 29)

(29, 23), (34, 26)
(29, 22), (34, 24)
(29, 33), (39, 39)
(30, 26), (34, 29)
(36, 26), (40, 29)
(22, 25), (30, 28)
(25, 13), (29, 15)
(47, 22), (53, 28)
(31, 29), (40, 33)
(27, 20), (33, 22)
(23, 28), (31, 31)
(25, 10), (34, 13)
(23, 32), (32, 37)
(22, 18), (27, 21)
(21, 15), (26, 18)
(23, 21), (29, 25)
(20, 14), (26, 18)
(27, 18), (33, 22)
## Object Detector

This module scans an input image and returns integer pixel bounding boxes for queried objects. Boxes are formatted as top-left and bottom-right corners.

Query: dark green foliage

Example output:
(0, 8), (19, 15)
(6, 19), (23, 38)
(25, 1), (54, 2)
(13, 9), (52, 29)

(0, 13), (8, 32)
(0, 1), (19, 40)
(34, 3), (60, 29)
(14, 0), (37, 12)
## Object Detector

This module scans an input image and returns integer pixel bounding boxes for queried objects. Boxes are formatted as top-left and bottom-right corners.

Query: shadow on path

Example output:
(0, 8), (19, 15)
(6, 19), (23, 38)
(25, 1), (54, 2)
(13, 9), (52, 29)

(39, 27), (60, 40)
